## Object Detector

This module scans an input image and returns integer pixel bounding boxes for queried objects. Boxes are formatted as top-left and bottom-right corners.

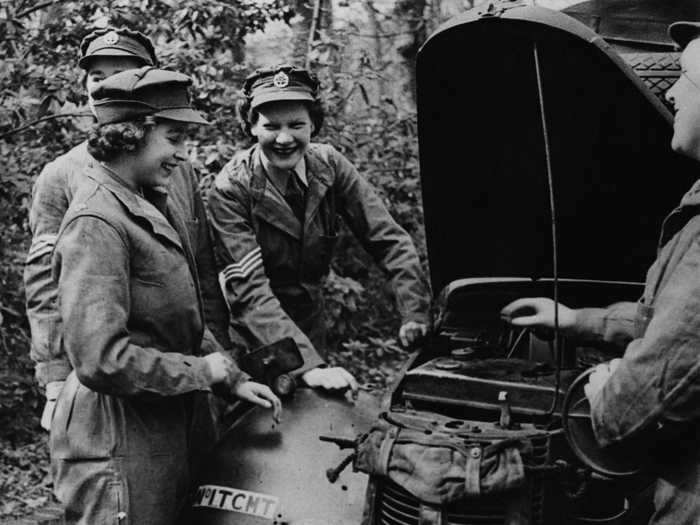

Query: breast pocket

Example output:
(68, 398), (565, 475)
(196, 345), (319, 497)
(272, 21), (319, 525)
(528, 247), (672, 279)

(130, 243), (197, 324)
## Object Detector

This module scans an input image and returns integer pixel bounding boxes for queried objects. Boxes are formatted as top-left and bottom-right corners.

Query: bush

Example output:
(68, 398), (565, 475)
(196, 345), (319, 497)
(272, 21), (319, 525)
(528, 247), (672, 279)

(0, 1), (429, 435)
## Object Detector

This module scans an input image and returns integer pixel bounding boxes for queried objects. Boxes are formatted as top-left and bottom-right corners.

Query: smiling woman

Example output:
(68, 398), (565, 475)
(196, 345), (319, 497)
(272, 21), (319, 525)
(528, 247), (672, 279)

(207, 64), (431, 395)
(50, 66), (282, 525)
(88, 117), (188, 188)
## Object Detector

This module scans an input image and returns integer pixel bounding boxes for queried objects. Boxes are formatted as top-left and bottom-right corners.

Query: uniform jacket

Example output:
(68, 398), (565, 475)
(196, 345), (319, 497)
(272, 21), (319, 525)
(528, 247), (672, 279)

(207, 143), (430, 373)
(49, 164), (236, 525)
(24, 142), (231, 387)
(572, 179), (700, 525)
(52, 163), (245, 396)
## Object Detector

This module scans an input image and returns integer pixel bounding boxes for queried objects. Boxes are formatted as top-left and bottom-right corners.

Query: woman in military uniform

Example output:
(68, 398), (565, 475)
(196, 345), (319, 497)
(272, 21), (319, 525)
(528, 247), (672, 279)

(50, 67), (281, 525)
(207, 65), (431, 390)
(24, 26), (232, 436)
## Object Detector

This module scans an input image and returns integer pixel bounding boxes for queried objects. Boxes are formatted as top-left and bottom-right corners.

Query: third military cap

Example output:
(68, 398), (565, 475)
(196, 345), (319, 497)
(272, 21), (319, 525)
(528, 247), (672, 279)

(244, 65), (320, 109)
(79, 27), (157, 70)
(669, 21), (700, 50)
(91, 67), (208, 125)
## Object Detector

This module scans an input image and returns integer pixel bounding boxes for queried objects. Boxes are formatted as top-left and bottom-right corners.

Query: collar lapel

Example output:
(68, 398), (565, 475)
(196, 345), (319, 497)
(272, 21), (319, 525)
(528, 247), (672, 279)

(87, 165), (184, 251)
(304, 149), (333, 226)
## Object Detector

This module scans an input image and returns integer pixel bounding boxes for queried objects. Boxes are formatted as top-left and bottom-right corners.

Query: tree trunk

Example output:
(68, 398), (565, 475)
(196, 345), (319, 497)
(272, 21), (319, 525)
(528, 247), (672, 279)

(394, 0), (427, 103)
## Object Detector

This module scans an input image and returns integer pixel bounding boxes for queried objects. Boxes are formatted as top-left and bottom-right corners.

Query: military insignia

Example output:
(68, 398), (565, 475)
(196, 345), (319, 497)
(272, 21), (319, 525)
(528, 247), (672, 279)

(273, 71), (289, 88)
(103, 31), (120, 45)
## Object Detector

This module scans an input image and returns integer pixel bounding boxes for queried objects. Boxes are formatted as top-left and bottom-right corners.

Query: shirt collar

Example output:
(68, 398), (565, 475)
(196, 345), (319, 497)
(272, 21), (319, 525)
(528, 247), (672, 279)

(259, 148), (308, 187)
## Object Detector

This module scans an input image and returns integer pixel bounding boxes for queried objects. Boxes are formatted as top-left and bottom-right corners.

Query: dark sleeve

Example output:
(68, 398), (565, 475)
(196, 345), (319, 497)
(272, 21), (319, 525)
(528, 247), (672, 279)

(591, 238), (700, 445)
(187, 165), (234, 352)
(24, 162), (73, 386)
(54, 215), (217, 397)
(206, 169), (325, 374)
(328, 145), (431, 325)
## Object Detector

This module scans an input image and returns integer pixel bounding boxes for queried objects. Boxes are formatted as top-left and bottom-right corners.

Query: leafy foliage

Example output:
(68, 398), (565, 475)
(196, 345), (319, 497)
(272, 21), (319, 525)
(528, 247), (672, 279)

(0, 2), (429, 517)
(0, 6), (434, 525)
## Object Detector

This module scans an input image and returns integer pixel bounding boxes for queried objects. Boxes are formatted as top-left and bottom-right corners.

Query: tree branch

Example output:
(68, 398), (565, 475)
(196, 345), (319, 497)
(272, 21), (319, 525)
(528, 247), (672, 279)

(15, 0), (66, 19)
(0, 112), (91, 140)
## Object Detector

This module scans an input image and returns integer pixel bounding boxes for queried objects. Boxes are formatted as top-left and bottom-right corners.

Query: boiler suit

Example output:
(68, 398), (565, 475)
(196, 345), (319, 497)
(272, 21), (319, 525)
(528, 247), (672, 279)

(24, 141), (231, 388)
(50, 163), (246, 525)
(570, 179), (700, 525)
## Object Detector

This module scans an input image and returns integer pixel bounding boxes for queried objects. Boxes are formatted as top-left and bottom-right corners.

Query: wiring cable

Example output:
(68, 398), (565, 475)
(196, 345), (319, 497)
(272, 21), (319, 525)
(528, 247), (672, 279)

(533, 41), (563, 417)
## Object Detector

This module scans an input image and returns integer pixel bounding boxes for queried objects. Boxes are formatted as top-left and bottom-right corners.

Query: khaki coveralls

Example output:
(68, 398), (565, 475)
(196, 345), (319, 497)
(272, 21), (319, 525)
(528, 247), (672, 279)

(572, 180), (700, 524)
(24, 142), (231, 387)
(207, 143), (430, 370)
(50, 164), (245, 525)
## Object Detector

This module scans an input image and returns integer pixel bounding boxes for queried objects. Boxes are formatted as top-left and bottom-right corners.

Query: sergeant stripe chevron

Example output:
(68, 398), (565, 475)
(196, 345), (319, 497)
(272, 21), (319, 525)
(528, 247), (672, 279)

(221, 247), (262, 281)
(26, 234), (57, 263)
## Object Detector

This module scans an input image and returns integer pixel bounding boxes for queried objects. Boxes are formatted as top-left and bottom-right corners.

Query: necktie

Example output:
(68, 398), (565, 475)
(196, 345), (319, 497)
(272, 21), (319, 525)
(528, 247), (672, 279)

(285, 170), (306, 223)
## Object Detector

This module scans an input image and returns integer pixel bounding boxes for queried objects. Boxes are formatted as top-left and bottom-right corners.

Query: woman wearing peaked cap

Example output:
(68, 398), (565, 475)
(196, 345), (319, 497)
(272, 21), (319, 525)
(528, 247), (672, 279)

(207, 65), (431, 391)
(50, 67), (281, 525)
(25, 26), (234, 446)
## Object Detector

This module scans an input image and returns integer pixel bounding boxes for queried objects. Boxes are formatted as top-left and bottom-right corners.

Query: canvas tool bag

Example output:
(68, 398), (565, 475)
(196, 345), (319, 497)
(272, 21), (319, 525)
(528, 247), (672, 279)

(355, 418), (532, 505)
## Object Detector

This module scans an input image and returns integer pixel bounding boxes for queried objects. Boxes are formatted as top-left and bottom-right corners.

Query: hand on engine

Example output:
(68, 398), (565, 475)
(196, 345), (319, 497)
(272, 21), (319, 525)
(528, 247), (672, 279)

(500, 297), (577, 331)
(301, 366), (359, 395)
(234, 380), (282, 423)
(399, 321), (428, 348)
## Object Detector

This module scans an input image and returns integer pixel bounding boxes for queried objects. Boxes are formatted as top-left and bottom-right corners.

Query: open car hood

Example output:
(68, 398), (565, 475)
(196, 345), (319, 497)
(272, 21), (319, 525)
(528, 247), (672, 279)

(563, 0), (700, 49)
(416, 3), (697, 294)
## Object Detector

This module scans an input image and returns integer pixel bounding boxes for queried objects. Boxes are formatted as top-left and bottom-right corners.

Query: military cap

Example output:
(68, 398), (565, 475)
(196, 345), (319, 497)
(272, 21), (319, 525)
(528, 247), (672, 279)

(79, 27), (157, 70)
(91, 67), (208, 125)
(669, 21), (700, 50)
(243, 64), (320, 109)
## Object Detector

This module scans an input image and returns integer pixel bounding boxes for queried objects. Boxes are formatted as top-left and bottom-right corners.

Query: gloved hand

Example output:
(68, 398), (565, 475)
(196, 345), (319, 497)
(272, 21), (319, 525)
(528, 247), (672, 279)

(301, 366), (359, 395)
(40, 380), (65, 431)
(399, 321), (428, 348)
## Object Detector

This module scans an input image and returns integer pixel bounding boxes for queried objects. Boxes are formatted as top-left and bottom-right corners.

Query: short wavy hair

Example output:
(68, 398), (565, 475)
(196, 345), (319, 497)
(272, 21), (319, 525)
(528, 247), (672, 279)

(87, 116), (156, 161)
(236, 97), (325, 138)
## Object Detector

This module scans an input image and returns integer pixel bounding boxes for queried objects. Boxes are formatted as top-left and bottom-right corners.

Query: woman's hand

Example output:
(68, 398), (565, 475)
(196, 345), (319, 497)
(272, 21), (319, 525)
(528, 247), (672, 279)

(234, 381), (282, 423)
(584, 359), (621, 404)
(500, 297), (577, 331)
(301, 366), (359, 394)
(399, 321), (428, 347)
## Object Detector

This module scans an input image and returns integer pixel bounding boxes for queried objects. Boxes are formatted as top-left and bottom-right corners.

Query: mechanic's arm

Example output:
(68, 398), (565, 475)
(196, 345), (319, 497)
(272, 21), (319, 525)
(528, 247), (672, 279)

(54, 214), (245, 397)
(207, 172), (355, 392)
(500, 298), (638, 348)
(589, 238), (700, 446)
(327, 145), (431, 346)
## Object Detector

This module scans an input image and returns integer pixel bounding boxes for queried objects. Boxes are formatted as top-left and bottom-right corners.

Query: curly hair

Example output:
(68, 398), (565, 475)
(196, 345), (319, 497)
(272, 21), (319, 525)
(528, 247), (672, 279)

(87, 117), (156, 162)
(236, 97), (325, 138)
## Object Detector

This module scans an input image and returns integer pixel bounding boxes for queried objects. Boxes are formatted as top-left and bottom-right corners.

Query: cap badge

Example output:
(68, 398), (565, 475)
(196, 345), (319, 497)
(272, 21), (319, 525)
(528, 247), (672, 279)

(103, 31), (120, 45)
(273, 71), (289, 88)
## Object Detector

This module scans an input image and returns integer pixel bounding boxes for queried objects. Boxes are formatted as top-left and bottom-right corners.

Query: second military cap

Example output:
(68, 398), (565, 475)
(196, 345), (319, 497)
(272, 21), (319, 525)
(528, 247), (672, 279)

(669, 21), (700, 50)
(244, 65), (320, 109)
(79, 27), (157, 70)
(91, 67), (208, 125)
